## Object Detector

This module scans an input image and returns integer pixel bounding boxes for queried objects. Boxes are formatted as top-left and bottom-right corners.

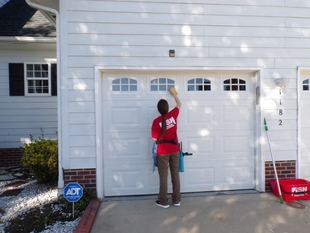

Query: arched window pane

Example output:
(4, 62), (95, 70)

(159, 85), (166, 91)
(187, 78), (211, 91)
(223, 78), (246, 91)
(112, 78), (138, 92)
(303, 79), (310, 91)
(150, 78), (175, 91)
(121, 78), (128, 84)
(112, 85), (120, 91)
(130, 79), (137, 84)
(130, 85), (137, 91)
(159, 78), (166, 84)
(112, 79), (120, 84)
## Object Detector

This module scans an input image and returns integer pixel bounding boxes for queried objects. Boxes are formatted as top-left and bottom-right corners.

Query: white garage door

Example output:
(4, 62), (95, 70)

(300, 76), (310, 180)
(102, 72), (255, 196)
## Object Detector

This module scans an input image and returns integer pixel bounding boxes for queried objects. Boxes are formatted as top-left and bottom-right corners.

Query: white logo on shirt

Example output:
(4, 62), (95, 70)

(160, 117), (176, 129)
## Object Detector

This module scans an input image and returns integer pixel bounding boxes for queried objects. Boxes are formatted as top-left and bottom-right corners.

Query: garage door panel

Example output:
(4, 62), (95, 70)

(300, 107), (310, 126)
(300, 118), (310, 127)
(185, 136), (215, 156)
(181, 130), (253, 159)
(104, 163), (153, 196)
(301, 131), (310, 151)
(103, 132), (150, 162)
(184, 167), (215, 186)
(180, 163), (215, 192)
(300, 154), (310, 162)
(300, 164), (310, 180)
(184, 104), (214, 123)
(222, 134), (252, 154)
(222, 164), (253, 186)
(181, 159), (253, 191)
(180, 100), (253, 130)
(105, 163), (174, 196)
(103, 102), (147, 131)
(104, 101), (165, 132)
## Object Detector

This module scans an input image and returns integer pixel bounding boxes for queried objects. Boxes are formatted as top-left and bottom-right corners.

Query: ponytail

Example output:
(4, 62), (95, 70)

(157, 99), (169, 140)
(161, 116), (166, 139)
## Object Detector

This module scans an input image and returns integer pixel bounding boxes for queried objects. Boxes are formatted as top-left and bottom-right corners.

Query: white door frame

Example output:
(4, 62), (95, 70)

(94, 66), (264, 199)
(297, 66), (310, 179)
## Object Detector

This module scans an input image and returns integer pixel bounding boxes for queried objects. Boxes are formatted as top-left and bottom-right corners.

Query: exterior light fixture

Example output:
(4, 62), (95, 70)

(169, 50), (175, 57)
(275, 78), (289, 88)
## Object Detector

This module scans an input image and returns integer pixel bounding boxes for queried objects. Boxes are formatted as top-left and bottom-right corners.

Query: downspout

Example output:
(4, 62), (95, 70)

(25, 0), (64, 196)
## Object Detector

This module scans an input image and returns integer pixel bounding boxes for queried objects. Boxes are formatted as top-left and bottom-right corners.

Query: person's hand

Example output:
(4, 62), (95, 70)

(169, 87), (177, 96)
(169, 87), (181, 109)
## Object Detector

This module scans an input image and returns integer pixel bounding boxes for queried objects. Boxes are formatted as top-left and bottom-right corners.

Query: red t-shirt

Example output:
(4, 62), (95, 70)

(151, 107), (180, 155)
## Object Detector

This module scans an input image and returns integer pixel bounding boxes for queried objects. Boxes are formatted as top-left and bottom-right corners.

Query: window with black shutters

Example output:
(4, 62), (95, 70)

(9, 63), (57, 96)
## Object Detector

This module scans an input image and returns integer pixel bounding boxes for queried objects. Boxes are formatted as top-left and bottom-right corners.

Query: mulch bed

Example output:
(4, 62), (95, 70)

(0, 188), (24, 198)
(5, 181), (26, 188)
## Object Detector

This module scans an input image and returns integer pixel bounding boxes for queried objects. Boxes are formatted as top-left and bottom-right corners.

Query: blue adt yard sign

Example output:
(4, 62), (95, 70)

(64, 182), (83, 202)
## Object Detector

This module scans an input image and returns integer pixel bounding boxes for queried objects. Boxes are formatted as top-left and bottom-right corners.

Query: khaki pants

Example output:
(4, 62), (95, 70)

(157, 152), (181, 205)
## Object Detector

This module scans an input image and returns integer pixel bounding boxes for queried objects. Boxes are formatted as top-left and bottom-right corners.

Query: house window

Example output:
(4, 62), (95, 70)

(223, 78), (246, 91)
(25, 64), (49, 94)
(150, 78), (175, 91)
(9, 63), (57, 96)
(112, 78), (137, 91)
(303, 79), (309, 91)
(188, 78), (211, 91)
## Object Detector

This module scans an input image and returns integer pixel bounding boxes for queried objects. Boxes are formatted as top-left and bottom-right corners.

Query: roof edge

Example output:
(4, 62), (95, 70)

(0, 36), (56, 42)
(26, 0), (59, 28)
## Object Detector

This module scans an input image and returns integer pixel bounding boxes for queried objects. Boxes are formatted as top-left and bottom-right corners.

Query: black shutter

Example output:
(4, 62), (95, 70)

(9, 63), (24, 96)
(51, 64), (57, 96)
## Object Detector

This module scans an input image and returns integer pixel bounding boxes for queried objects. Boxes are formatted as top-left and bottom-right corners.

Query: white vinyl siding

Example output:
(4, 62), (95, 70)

(0, 49), (57, 148)
(59, 0), (310, 186)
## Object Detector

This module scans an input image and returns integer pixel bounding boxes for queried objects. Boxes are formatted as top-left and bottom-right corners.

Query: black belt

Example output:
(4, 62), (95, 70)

(157, 140), (178, 145)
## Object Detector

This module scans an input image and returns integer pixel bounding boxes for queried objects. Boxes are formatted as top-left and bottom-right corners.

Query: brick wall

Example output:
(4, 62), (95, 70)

(63, 168), (96, 193)
(0, 148), (23, 166)
(265, 160), (296, 192)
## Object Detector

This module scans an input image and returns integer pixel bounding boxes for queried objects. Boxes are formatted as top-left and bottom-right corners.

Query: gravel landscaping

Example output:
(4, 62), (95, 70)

(0, 167), (81, 233)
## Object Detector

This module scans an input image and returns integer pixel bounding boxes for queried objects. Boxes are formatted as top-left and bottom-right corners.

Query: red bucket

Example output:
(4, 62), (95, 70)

(270, 179), (310, 202)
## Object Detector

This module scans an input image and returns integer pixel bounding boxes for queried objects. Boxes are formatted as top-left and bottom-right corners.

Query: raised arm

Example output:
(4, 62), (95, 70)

(169, 87), (181, 109)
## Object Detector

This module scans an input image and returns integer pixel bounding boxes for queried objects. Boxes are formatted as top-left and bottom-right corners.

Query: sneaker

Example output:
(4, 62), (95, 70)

(174, 202), (181, 207)
(155, 200), (169, 209)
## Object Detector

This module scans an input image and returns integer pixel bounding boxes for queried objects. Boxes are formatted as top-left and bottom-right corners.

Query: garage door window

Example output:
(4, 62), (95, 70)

(303, 79), (309, 91)
(150, 78), (175, 91)
(112, 78), (137, 92)
(223, 78), (246, 91)
(187, 78), (211, 91)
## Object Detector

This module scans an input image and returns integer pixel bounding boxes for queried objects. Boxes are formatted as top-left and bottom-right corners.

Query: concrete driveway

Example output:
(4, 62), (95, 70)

(90, 191), (310, 233)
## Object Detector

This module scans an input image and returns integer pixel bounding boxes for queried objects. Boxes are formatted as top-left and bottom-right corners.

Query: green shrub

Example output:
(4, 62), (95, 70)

(21, 133), (58, 183)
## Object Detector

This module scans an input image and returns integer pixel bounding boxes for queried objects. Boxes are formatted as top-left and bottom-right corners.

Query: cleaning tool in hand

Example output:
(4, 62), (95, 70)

(173, 87), (178, 95)
(264, 118), (284, 204)
(152, 142), (158, 173)
(179, 142), (184, 172)
(178, 142), (193, 172)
